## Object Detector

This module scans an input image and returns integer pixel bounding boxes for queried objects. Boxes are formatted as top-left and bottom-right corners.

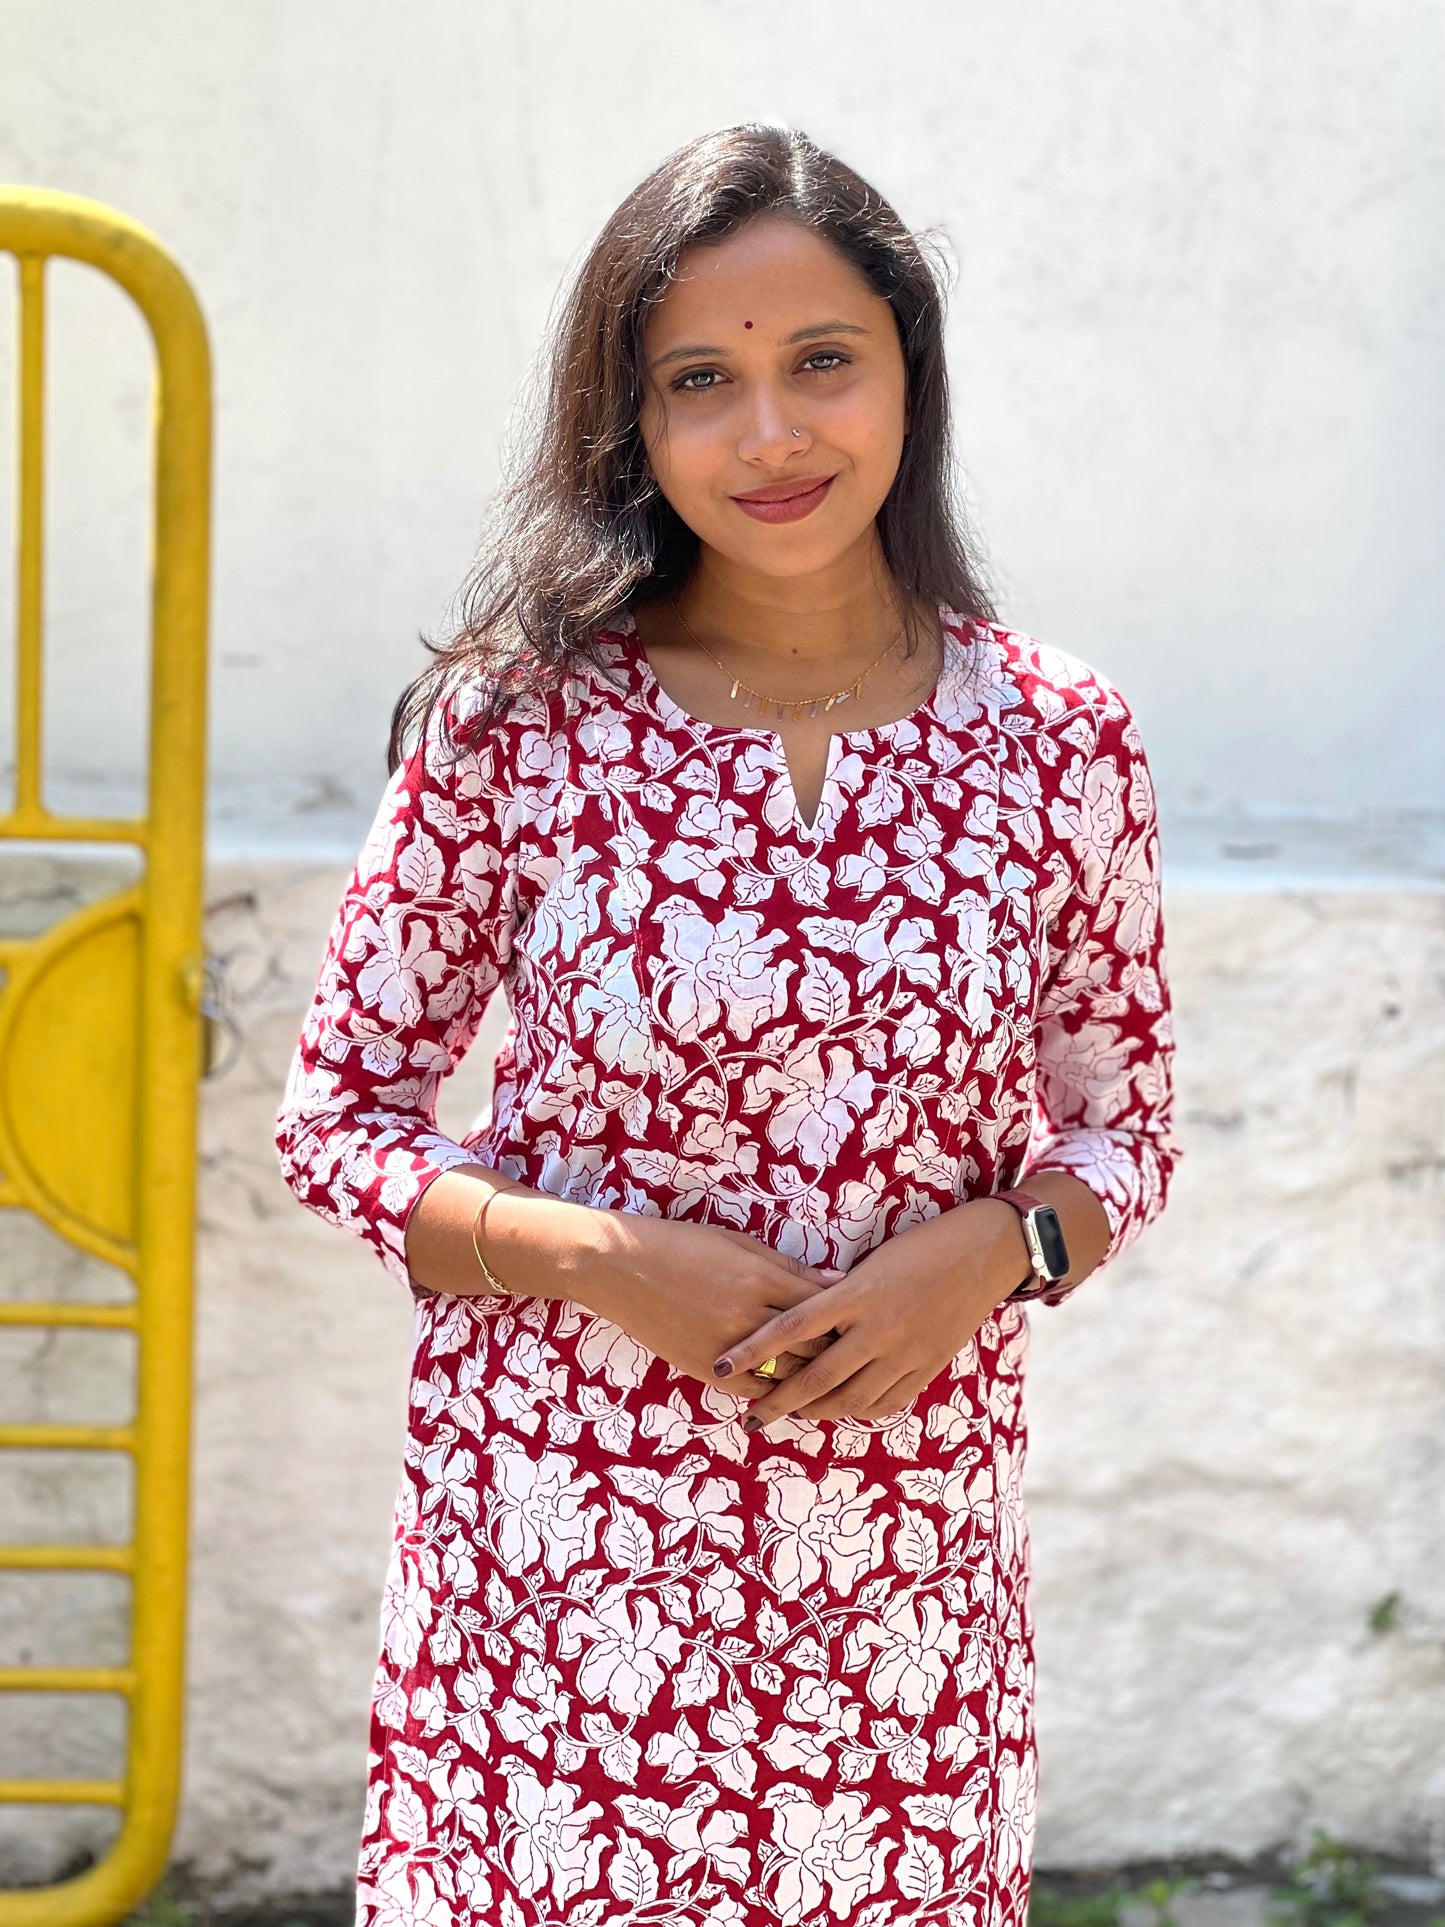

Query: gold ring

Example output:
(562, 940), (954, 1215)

(753, 1356), (779, 1380)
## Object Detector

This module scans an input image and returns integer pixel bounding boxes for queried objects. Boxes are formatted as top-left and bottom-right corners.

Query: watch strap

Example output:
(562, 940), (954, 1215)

(996, 1188), (1050, 1219)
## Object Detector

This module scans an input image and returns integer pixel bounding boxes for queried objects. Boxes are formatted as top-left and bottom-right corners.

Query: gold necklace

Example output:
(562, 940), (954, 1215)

(669, 598), (904, 723)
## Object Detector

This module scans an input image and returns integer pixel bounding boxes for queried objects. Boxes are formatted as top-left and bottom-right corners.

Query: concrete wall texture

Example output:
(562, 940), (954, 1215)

(1, 0), (1442, 1899)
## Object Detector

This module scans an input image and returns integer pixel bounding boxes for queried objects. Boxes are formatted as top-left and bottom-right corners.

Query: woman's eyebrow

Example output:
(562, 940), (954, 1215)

(782, 320), (869, 345)
(650, 319), (870, 370)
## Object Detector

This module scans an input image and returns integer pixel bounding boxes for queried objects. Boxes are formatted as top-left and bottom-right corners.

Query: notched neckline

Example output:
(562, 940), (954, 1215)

(596, 605), (972, 750)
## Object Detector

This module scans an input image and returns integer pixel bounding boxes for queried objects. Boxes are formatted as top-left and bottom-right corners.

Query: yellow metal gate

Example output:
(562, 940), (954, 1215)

(0, 189), (211, 1925)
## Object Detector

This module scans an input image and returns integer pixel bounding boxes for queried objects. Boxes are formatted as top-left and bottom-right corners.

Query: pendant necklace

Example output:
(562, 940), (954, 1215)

(669, 597), (904, 723)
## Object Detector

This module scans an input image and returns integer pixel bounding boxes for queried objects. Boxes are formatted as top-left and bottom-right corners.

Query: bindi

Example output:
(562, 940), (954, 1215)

(743, 320), (753, 328)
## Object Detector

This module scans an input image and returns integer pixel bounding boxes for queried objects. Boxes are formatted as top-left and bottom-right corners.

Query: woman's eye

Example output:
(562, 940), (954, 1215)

(670, 352), (848, 393)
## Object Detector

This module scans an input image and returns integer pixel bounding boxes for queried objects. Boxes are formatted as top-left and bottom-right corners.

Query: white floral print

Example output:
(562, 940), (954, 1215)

(276, 612), (1179, 1927)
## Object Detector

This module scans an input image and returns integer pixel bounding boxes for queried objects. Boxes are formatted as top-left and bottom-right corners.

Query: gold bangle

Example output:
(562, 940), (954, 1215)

(470, 1186), (521, 1297)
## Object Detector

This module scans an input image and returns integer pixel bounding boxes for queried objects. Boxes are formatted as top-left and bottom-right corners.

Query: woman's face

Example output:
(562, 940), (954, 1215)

(638, 216), (910, 581)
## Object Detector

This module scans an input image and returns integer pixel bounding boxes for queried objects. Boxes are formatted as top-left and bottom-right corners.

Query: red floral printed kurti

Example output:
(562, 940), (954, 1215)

(277, 610), (1178, 1927)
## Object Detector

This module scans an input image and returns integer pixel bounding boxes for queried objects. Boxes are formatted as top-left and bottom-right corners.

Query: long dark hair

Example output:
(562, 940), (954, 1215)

(389, 123), (995, 770)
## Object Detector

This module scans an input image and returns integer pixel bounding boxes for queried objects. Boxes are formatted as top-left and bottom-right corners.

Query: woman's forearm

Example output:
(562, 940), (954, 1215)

(403, 1164), (607, 1303)
(848, 1170), (1112, 1339)
(406, 1161), (1112, 1316)
(971, 1169), (1112, 1299)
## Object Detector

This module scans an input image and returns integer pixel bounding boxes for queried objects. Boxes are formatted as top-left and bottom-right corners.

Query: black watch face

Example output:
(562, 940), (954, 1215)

(1032, 1206), (1069, 1279)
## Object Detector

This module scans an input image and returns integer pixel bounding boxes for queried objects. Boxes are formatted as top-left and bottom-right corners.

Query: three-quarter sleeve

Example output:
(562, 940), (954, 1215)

(1020, 695), (1181, 1302)
(275, 691), (516, 1286)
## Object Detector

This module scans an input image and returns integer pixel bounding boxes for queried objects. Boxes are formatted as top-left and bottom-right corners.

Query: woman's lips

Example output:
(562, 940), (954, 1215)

(730, 475), (836, 524)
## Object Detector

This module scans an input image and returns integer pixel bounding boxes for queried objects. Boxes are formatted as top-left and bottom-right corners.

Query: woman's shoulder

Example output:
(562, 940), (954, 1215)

(952, 615), (1142, 753)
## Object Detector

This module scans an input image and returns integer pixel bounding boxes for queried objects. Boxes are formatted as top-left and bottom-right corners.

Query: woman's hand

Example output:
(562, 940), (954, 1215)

(568, 1212), (843, 1389)
(469, 1181), (843, 1390)
(711, 1200), (1034, 1431)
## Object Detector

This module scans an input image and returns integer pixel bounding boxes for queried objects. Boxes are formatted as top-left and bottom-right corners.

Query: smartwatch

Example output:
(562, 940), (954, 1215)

(995, 1188), (1071, 1301)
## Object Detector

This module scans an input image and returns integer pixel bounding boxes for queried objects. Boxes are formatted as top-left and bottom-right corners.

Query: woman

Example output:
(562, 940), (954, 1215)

(277, 123), (1178, 1927)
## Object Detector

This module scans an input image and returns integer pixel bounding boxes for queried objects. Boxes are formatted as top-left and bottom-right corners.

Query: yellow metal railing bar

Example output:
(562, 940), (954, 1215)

(0, 1305), (140, 1329)
(0, 1426), (135, 1451)
(0, 1547), (133, 1572)
(15, 255), (43, 823)
(0, 817), (146, 842)
(0, 1670), (134, 1694)
(0, 187), (210, 1926)
(0, 817), (148, 840)
(0, 1784), (124, 1809)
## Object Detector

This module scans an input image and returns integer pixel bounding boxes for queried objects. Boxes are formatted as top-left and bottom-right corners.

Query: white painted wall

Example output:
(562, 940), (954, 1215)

(0, 0), (1441, 862)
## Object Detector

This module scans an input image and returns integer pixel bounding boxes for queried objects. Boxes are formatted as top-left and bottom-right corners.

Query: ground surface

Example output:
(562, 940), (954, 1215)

(113, 1858), (1445, 1927)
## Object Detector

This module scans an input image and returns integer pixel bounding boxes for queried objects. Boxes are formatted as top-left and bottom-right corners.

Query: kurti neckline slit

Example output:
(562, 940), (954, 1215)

(602, 605), (975, 838)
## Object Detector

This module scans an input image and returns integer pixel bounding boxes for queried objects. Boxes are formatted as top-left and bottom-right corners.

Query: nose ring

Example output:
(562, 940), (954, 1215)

(791, 427), (803, 438)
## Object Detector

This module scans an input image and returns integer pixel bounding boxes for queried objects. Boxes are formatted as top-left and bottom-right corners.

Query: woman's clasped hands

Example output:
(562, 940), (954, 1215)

(412, 1176), (1032, 1437)
(709, 1200), (1031, 1432)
